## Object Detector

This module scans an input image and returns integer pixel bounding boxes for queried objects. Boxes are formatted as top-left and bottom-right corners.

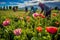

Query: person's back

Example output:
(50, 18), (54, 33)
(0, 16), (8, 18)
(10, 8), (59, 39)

(39, 2), (51, 19)
(44, 4), (51, 12)
(44, 5), (51, 19)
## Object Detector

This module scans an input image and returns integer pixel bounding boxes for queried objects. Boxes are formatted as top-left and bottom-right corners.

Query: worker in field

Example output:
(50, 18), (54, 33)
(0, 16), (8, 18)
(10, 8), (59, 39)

(39, 2), (52, 19)
(29, 6), (37, 16)
(25, 6), (28, 13)
(30, 6), (37, 13)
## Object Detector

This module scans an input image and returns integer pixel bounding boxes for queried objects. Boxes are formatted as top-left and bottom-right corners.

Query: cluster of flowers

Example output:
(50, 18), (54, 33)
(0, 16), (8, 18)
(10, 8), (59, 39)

(11, 26), (58, 36)
(33, 13), (45, 18)
(36, 26), (58, 34)
(2, 13), (58, 36)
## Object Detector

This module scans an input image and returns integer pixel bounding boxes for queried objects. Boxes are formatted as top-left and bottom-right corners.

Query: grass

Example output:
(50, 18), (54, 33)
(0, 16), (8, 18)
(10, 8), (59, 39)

(0, 10), (57, 16)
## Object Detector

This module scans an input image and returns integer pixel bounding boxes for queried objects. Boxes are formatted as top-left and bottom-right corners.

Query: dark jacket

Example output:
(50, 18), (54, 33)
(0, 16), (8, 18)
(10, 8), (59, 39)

(39, 3), (51, 13)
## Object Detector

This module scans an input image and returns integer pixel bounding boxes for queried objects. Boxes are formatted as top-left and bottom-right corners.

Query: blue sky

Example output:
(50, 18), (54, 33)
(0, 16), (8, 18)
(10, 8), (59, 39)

(0, 0), (23, 2)
(0, 0), (32, 2)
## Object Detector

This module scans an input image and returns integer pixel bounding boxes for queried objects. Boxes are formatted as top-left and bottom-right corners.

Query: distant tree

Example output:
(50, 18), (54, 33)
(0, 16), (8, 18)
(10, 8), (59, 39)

(6, 6), (8, 10)
(15, 6), (18, 11)
(13, 6), (18, 12)
(16, 6), (18, 9)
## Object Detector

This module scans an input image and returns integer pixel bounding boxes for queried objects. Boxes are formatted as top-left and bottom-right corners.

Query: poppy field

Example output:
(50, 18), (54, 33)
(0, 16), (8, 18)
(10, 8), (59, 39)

(0, 10), (60, 40)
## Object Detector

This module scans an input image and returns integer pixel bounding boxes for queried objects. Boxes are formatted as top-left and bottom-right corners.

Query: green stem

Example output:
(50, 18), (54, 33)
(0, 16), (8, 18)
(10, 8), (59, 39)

(51, 34), (55, 40)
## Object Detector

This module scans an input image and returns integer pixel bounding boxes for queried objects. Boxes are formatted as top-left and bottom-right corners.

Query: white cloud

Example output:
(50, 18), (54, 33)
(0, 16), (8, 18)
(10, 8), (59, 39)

(0, 2), (6, 4)
(32, 0), (39, 1)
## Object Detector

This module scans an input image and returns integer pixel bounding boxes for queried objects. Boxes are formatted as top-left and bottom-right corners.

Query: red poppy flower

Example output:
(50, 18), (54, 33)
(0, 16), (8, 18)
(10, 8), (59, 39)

(39, 14), (43, 17)
(46, 26), (58, 34)
(39, 14), (45, 18)
(36, 26), (42, 32)
(41, 15), (45, 18)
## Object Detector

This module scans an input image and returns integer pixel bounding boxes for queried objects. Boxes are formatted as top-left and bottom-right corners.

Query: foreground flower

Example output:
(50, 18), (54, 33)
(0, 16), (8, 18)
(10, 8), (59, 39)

(39, 14), (43, 17)
(39, 14), (45, 18)
(5, 18), (10, 21)
(2, 20), (10, 26)
(13, 28), (22, 36)
(55, 21), (59, 25)
(53, 13), (57, 16)
(26, 16), (30, 22)
(41, 15), (45, 18)
(26, 16), (30, 20)
(36, 26), (42, 32)
(18, 16), (24, 20)
(46, 26), (58, 34)
(32, 13), (39, 18)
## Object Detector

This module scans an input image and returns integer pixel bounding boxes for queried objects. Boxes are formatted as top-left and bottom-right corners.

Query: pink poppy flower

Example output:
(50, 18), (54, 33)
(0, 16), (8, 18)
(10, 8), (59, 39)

(13, 28), (22, 36)
(2, 20), (10, 26)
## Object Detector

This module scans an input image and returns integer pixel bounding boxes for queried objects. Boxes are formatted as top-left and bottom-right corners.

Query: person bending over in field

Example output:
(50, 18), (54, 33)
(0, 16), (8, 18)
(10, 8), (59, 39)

(39, 2), (52, 19)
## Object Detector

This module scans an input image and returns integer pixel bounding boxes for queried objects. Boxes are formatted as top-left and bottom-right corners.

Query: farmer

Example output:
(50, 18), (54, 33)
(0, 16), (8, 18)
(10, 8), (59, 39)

(29, 6), (37, 16)
(25, 6), (28, 13)
(29, 6), (35, 16)
(39, 2), (52, 19)
(30, 6), (37, 13)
